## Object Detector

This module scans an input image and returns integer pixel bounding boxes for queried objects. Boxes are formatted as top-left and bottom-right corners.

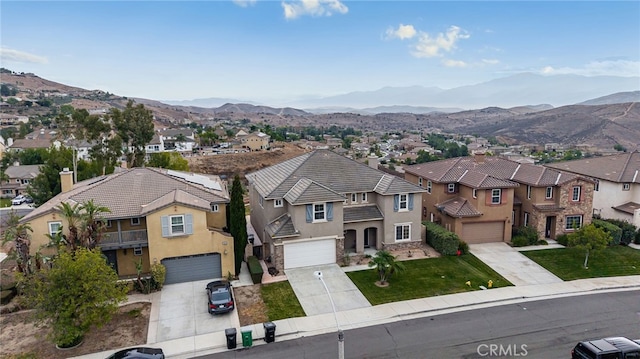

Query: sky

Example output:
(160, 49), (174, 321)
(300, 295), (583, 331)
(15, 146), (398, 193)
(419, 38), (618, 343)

(1, 1), (639, 104)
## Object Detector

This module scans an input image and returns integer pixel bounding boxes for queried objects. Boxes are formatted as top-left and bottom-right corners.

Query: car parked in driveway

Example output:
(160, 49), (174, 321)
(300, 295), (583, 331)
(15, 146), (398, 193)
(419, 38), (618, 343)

(571, 337), (640, 358)
(106, 347), (165, 359)
(11, 195), (26, 205)
(206, 280), (234, 314)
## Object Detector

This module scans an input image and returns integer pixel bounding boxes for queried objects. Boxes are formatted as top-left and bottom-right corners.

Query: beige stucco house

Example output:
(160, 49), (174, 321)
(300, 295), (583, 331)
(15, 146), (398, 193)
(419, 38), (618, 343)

(20, 167), (234, 284)
(238, 131), (270, 151)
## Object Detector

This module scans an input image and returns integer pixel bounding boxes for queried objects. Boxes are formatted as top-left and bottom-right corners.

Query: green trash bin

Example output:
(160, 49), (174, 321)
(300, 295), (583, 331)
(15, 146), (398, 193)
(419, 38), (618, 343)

(241, 326), (253, 347)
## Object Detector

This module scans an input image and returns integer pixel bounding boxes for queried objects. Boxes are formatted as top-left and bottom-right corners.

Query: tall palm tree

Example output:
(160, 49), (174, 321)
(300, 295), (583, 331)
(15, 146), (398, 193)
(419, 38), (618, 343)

(79, 199), (110, 249)
(368, 250), (406, 285)
(57, 202), (82, 251)
(1, 211), (33, 275)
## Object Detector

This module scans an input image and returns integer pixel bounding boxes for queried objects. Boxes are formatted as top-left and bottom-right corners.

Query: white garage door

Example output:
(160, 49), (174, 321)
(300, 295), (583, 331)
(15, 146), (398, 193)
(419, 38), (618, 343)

(284, 238), (336, 269)
(462, 222), (505, 244)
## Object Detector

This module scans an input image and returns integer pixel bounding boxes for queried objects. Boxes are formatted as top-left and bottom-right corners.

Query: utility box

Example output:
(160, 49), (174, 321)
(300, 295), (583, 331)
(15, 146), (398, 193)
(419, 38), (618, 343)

(241, 326), (253, 347)
(225, 328), (237, 349)
(263, 322), (276, 343)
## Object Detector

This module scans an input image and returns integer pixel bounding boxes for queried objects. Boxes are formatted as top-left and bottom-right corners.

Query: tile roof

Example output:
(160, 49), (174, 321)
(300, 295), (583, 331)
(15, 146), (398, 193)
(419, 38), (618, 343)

(343, 205), (384, 223)
(247, 150), (423, 201)
(546, 151), (640, 183)
(21, 168), (229, 222)
(283, 178), (345, 205)
(265, 214), (299, 238)
(435, 197), (482, 218)
(612, 201), (640, 215)
(9, 139), (52, 149)
(4, 164), (41, 179)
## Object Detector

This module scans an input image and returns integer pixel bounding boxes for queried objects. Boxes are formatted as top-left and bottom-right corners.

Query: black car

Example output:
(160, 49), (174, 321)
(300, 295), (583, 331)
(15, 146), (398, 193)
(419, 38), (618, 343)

(206, 280), (234, 314)
(571, 337), (640, 358)
(106, 347), (165, 359)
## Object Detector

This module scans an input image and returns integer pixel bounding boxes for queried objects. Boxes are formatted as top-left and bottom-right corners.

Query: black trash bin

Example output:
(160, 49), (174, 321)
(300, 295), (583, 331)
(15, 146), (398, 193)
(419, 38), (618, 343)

(225, 328), (237, 349)
(263, 322), (276, 343)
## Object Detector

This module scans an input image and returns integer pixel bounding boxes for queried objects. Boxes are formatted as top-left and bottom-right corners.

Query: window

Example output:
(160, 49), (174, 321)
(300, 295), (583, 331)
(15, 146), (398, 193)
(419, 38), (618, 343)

(161, 214), (193, 237)
(48, 221), (62, 237)
(524, 212), (529, 226)
(131, 217), (140, 226)
(171, 215), (185, 235)
(418, 177), (423, 187)
(259, 196), (264, 208)
(472, 188), (477, 198)
(106, 220), (112, 228)
(133, 247), (143, 256)
(351, 193), (357, 203)
(399, 194), (408, 210)
(447, 183), (456, 193)
(361, 193), (368, 202)
(212, 204), (220, 212)
(395, 223), (411, 241)
(274, 199), (283, 208)
(545, 187), (553, 199)
(623, 183), (630, 191)
(594, 179), (599, 191)
(430, 212), (435, 222)
(527, 185), (531, 199)
(313, 203), (326, 221)
(572, 186), (581, 201)
(426, 180), (432, 194)
(565, 215), (583, 230)
(491, 189), (501, 204)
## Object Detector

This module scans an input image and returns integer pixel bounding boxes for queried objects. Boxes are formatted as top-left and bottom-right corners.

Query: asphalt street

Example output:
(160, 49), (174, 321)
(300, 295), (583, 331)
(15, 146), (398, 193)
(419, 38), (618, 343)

(198, 290), (640, 359)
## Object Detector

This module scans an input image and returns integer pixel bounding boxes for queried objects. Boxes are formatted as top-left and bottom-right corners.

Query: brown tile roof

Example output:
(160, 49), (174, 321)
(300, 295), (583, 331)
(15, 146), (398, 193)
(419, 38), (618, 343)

(9, 138), (52, 149)
(612, 202), (640, 215)
(546, 151), (640, 183)
(435, 197), (482, 218)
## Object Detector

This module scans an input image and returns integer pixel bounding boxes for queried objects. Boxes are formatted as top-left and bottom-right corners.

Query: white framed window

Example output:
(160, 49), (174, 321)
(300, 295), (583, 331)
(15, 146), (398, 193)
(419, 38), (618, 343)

(398, 194), (408, 211)
(546, 187), (553, 199)
(212, 204), (220, 212)
(472, 188), (477, 198)
(527, 185), (531, 199)
(426, 180), (432, 194)
(418, 177), (423, 187)
(313, 203), (326, 221)
(351, 193), (357, 203)
(447, 183), (456, 193)
(274, 199), (283, 208)
(170, 215), (185, 235)
(361, 192), (368, 202)
(394, 223), (411, 241)
(491, 189), (501, 204)
(131, 217), (140, 226)
(565, 215), (583, 230)
(623, 183), (630, 191)
(48, 221), (62, 237)
(133, 247), (143, 256)
(572, 186), (581, 201)
(524, 212), (529, 226)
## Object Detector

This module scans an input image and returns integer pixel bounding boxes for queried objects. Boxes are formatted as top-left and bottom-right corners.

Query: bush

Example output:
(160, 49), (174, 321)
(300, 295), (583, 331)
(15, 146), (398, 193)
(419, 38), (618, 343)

(603, 218), (638, 245)
(536, 239), (548, 245)
(636, 229), (640, 245)
(511, 235), (529, 247)
(151, 263), (166, 290)
(512, 226), (539, 246)
(458, 240), (469, 255)
(247, 256), (263, 284)
(592, 219), (622, 245)
(556, 234), (569, 246)
(424, 222), (460, 256)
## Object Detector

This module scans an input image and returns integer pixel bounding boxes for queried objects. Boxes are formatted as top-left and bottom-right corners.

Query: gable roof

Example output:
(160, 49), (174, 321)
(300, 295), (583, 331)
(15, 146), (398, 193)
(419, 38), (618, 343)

(21, 167), (229, 222)
(246, 150), (423, 200)
(436, 197), (482, 218)
(546, 151), (640, 183)
(4, 164), (41, 179)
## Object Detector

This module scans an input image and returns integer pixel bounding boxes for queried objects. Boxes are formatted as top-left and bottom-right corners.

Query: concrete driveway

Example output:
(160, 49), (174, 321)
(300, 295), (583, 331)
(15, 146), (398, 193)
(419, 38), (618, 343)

(152, 279), (240, 342)
(285, 264), (371, 316)
(470, 242), (563, 286)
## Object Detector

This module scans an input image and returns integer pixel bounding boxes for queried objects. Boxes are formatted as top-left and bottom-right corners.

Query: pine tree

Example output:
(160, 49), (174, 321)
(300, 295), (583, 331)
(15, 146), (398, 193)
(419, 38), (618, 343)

(229, 175), (248, 275)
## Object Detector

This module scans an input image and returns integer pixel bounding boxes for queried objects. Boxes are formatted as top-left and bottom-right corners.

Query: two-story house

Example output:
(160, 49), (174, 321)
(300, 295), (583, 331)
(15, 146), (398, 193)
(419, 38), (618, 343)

(20, 167), (234, 284)
(246, 149), (425, 272)
(404, 154), (594, 243)
(237, 131), (270, 151)
(0, 163), (41, 198)
(546, 151), (640, 227)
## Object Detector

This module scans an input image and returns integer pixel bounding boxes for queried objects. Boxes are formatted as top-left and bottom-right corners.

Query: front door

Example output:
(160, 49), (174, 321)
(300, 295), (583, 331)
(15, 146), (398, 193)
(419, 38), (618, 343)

(364, 229), (370, 248)
(545, 216), (555, 238)
(103, 250), (118, 273)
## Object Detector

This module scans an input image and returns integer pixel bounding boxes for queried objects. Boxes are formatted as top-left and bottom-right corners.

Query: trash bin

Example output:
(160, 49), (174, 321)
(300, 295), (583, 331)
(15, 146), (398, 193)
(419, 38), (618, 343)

(263, 322), (276, 343)
(225, 328), (237, 349)
(241, 326), (253, 347)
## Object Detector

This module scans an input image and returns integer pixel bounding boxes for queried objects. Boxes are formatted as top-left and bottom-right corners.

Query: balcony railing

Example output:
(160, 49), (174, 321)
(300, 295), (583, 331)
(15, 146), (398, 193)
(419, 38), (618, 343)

(100, 229), (148, 249)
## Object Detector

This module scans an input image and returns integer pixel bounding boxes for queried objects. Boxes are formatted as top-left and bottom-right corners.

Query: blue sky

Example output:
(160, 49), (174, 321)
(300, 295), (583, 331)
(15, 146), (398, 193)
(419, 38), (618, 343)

(1, 1), (639, 104)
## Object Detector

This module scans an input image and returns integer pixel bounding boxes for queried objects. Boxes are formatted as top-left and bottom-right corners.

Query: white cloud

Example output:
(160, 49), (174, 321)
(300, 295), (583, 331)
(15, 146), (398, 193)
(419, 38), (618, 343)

(233, 0), (257, 7)
(411, 25), (470, 58)
(442, 59), (467, 68)
(0, 48), (48, 64)
(538, 60), (640, 77)
(282, 0), (348, 20)
(482, 59), (500, 65)
(385, 24), (417, 40)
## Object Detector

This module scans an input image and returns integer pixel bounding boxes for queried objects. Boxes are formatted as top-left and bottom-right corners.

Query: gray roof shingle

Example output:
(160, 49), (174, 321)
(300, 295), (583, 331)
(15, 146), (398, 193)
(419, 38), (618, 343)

(343, 205), (384, 223)
(265, 214), (299, 238)
(546, 151), (640, 183)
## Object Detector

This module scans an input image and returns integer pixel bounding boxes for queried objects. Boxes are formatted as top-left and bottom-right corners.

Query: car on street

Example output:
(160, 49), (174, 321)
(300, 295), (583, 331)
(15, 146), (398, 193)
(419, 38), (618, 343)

(571, 337), (640, 358)
(206, 280), (234, 314)
(106, 347), (165, 359)
(11, 195), (26, 205)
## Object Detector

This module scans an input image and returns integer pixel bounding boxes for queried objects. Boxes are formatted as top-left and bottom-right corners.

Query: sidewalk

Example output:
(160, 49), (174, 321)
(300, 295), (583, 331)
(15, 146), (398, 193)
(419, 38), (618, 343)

(71, 271), (640, 359)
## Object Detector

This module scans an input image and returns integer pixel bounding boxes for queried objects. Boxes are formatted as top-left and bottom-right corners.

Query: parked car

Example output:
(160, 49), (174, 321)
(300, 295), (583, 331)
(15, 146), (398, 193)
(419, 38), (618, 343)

(206, 280), (234, 314)
(571, 337), (640, 358)
(106, 347), (164, 359)
(24, 196), (33, 204)
(11, 195), (26, 205)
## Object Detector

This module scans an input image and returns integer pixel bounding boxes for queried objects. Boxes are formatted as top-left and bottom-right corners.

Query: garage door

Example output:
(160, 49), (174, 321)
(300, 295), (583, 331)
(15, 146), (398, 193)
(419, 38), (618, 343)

(284, 238), (336, 269)
(162, 253), (222, 284)
(462, 222), (505, 244)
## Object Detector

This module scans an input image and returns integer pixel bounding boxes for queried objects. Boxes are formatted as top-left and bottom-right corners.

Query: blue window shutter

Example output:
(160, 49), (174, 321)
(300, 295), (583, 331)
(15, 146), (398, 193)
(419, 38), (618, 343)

(327, 203), (333, 221)
(393, 195), (399, 212)
(409, 194), (414, 210)
(306, 204), (312, 223)
(161, 216), (169, 237)
(185, 214), (193, 234)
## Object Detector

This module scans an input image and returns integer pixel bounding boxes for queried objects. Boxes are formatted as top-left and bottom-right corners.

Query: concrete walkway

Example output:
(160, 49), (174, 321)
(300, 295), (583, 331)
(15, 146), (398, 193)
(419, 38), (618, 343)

(469, 242), (563, 286)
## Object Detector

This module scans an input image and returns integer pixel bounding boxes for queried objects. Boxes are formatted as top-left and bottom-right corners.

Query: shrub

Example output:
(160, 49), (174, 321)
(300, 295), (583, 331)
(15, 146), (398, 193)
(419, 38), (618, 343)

(636, 229), (640, 244)
(603, 218), (638, 245)
(556, 234), (569, 246)
(458, 240), (469, 255)
(592, 219), (622, 245)
(511, 235), (529, 247)
(247, 256), (263, 284)
(536, 239), (548, 245)
(424, 222), (460, 255)
(151, 263), (166, 290)
(512, 226), (539, 246)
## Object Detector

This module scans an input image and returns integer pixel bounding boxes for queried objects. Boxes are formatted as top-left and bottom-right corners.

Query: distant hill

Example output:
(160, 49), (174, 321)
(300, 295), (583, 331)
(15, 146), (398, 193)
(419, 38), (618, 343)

(214, 103), (309, 116)
(161, 97), (256, 108)
(578, 91), (640, 105)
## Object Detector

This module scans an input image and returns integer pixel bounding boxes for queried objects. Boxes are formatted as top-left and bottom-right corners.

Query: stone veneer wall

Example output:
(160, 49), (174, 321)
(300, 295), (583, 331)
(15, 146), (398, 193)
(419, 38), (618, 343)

(381, 240), (424, 251)
(273, 245), (285, 272)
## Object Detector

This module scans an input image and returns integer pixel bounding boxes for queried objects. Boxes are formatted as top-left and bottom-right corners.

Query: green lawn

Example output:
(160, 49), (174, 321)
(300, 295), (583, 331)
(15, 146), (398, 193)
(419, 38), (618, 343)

(261, 281), (305, 321)
(0, 198), (11, 208)
(522, 246), (640, 280)
(346, 255), (513, 305)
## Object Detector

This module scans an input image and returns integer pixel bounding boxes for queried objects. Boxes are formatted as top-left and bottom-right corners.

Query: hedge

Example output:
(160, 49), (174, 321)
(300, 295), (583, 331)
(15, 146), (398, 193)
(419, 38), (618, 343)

(247, 256), (263, 284)
(511, 226), (539, 246)
(424, 222), (460, 255)
(592, 219), (622, 245)
(602, 218), (638, 245)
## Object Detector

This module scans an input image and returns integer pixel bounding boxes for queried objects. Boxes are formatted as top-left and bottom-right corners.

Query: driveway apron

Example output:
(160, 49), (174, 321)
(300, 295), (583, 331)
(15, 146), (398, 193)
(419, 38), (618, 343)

(285, 264), (371, 316)
(470, 242), (563, 286)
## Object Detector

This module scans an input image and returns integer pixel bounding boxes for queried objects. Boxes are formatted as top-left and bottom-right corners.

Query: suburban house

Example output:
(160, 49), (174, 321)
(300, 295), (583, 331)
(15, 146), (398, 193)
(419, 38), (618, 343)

(246, 149), (425, 272)
(237, 131), (270, 151)
(404, 154), (594, 243)
(0, 163), (41, 198)
(158, 128), (196, 153)
(19, 167), (234, 284)
(546, 151), (640, 227)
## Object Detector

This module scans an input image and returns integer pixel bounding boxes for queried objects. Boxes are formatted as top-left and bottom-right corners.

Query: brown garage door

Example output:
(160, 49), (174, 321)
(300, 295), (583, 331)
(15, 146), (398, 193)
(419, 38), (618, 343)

(462, 222), (504, 244)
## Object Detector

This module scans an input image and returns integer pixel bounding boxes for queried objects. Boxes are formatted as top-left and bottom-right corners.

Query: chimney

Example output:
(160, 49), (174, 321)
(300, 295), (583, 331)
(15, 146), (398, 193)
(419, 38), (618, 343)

(60, 167), (74, 193)
(368, 155), (379, 169)
(474, 151), (486, 164)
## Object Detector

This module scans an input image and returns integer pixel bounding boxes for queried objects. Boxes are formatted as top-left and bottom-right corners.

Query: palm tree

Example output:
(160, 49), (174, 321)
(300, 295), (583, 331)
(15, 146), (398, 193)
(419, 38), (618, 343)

(1, 211), (33, 275)
(79, 199), (110, 249)
(57, 202), (82, 251)
(38, 226), (68, 268)
(368, 250), (405, 285)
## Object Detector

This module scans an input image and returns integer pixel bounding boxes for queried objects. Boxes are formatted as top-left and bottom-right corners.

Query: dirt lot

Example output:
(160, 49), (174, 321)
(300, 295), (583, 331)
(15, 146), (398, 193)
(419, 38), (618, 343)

(234, 284), (268, 326)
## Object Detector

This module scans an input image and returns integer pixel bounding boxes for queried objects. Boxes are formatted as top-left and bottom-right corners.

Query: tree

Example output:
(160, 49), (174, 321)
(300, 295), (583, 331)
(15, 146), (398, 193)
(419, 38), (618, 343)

(110, 100), (154, 167)
(1, 211), (33, 275)
(57, 202), (82, 252)
(22, 248), (128, 347)
(229, 175), (247, 275)
(567, 224), (612, 268)
(147, 152), (190, 171)
(368, 250), (405, 285)
(79, 199), (110, 249)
